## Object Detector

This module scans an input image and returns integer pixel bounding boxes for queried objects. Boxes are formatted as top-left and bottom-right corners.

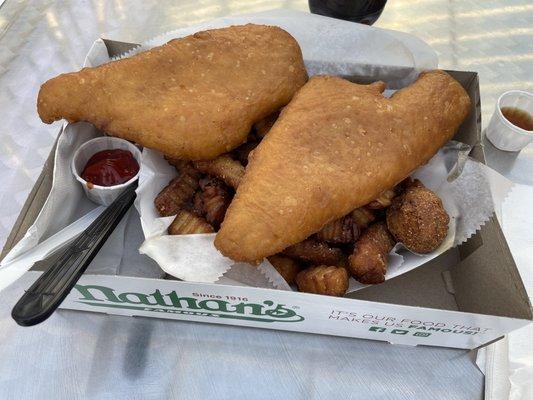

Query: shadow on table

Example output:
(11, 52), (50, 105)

(483, 134), (533, 186)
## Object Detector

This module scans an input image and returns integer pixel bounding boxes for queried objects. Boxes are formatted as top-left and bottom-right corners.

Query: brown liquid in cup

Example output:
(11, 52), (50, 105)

(501, 107), (533, 131)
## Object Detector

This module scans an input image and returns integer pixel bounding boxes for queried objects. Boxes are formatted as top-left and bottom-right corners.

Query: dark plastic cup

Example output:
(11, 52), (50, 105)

(309, 0), (388, 25)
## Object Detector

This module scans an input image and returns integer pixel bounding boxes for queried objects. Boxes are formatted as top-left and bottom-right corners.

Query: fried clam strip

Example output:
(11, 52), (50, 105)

(155, 167), (201, 217)
(194, 155), (245, 189)
(316, 189), (397, 244)
(348, 221), (395, 284)
(193, 177), (233, 229)
(351, 207), (376, 239)
(296, 265), (349, 297)
(282, 239), (346, 266)
(315, 215), (354, 244)
(351, 207), (376, 229)
(168, 209), (214, 235)
(268, 255), (302, 285)
(366, 189), (396, 209)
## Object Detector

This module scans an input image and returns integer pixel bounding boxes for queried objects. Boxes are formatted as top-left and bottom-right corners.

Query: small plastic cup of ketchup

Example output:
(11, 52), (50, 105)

(71, 137), (142, 205)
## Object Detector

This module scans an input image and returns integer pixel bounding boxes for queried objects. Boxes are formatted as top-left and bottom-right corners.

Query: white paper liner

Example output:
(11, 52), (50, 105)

(136, 141), (513, 292)
(135, 148), (290, 289)
(216, 261), (291, 291)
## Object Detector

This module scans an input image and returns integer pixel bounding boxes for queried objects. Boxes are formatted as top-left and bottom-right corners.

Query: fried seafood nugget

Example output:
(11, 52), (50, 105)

(195, 177), (233, 229)
(268, 255), (302, 285)
(296, 265), (349, 297)
(253, 110), (280, 139)
(192, 191), (205, 218)
(38, 25), (307, 160)
(194, 155), (245, 189)
(155, 168), (201, 217)
(386, 185), (449, 253)
(316, 215), (354, 244)
(168, 210), (214, 235)
(283, 239), (346, 266)
(366, 189), (396, 209)
(348, 222), (395, 284)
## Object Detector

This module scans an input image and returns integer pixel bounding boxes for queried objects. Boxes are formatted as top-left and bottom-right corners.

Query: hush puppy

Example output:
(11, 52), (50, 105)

(386, 186), (449, 253)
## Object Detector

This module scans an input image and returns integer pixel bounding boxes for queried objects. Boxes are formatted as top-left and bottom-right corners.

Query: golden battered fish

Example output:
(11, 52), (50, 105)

(37, 24), (307, 160)
(215, 70), (470, 263)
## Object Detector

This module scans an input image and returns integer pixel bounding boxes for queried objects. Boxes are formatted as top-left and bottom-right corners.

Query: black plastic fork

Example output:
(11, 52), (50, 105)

(11, 182), (137, 326)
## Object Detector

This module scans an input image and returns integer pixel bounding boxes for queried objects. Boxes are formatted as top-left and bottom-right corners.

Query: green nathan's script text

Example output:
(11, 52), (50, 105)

(73, 284), (305, 323)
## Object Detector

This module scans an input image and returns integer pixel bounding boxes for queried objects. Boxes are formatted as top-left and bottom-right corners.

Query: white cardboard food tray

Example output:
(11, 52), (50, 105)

(2, 39), (531, 350)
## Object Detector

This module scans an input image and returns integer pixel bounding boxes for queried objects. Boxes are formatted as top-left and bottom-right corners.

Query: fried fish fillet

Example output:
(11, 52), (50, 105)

(215, 70), (470, 263)
(37, 24), (307, 160)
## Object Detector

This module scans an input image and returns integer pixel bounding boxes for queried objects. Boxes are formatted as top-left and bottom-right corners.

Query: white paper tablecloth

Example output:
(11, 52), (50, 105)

(0, 1), (531, 399)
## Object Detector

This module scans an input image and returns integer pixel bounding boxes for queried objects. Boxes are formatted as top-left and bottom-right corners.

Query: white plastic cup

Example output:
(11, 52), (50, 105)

(485, 90), (533, 152)
(72, 137), (142, 206)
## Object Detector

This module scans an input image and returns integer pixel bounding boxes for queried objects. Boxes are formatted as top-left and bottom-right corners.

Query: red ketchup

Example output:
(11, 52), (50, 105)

(81, 149), (139, 187)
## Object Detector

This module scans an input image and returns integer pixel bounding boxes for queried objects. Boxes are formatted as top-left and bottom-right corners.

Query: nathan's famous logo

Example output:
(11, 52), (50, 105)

(73, 285), (304, 323)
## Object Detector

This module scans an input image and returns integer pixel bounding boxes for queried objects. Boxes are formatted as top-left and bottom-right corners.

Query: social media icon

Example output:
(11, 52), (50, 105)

(391, 329), (409, 335)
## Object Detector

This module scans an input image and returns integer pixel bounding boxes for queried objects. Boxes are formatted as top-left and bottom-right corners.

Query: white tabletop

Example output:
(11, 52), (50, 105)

(0, 1), (531, 399)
